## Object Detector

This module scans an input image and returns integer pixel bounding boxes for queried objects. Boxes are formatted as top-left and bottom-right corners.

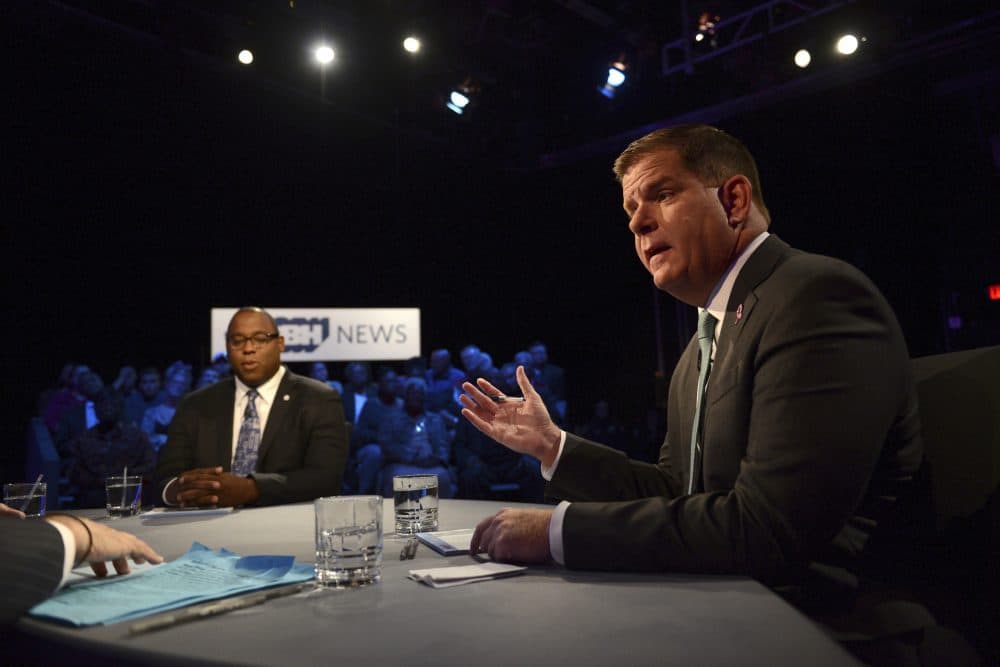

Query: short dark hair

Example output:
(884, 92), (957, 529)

(613, 124), (770, 223)
(229, 306), (279, 333)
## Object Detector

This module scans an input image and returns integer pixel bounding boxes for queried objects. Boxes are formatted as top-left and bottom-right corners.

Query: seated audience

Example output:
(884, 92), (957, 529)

(195, 367), (221, 390)
(529, 341), (567, 423)
(65, 388), (156, 508)
(341, 362), (373, 425)
(42, 364), (91, 433)
(37, 362), (77, 419)
(111, 365), (138, 398)
(377, 377), (455, 498)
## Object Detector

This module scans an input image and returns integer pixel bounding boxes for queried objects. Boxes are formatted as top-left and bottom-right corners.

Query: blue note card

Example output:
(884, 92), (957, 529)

(30, 542), (314, 626)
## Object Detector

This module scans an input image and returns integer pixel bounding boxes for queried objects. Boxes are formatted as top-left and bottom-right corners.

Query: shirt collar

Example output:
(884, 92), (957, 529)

(701, 231), (770, 325)
(234, 365), (286, 405)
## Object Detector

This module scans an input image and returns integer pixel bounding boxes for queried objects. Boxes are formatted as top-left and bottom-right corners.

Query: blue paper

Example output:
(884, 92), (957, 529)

(30, 542), (314, 626)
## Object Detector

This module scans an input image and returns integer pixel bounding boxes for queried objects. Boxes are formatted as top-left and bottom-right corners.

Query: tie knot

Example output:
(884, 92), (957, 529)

(246, 388), (259, 401)
(697, 310), (717, 342)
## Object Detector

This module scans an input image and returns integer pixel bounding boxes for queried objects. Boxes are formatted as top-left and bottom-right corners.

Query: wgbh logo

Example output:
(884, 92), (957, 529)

(277, 317), (330, 353)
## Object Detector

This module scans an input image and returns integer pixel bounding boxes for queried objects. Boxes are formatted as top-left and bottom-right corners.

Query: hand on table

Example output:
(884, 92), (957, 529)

(459, 366), (562, 468)
(45, 514), (164, 577)
(0, 502), (26, 519)
(470, 507), (554, 564)
(169, 466), (260, 507)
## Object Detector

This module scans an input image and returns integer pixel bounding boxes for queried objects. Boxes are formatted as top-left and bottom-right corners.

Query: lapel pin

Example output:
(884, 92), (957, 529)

(735, 303), (743, 323)
(283, 394), (290, 401)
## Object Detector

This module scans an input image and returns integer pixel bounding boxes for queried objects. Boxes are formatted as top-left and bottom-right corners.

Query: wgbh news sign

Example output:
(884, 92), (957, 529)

(210, 308), (421, 361)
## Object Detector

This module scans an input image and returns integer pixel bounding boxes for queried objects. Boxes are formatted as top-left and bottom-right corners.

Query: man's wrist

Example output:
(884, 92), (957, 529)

(537, 427), (564, 469)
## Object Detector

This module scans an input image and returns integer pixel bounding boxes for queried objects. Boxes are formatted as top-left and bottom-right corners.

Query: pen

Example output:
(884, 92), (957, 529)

(489, 395), (525, 403)
(128, 581), (313, 635)
(400, 538), (418, 560)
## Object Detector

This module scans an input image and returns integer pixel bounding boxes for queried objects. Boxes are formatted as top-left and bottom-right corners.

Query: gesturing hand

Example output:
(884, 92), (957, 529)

(459, 365), (562, 468)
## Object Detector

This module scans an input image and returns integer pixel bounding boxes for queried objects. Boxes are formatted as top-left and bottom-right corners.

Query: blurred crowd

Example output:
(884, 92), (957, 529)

(36, 341), (663, 509)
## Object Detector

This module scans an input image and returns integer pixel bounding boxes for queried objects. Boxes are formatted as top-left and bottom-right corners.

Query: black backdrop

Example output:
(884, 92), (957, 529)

(3, 4), (997, 479)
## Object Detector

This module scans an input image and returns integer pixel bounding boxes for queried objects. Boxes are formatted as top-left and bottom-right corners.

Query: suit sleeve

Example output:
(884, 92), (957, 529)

(558, 262), (914, 579)
(153, 396), (200, 503)
(0, 520), (65, 625)
(251, 387), (348, 505)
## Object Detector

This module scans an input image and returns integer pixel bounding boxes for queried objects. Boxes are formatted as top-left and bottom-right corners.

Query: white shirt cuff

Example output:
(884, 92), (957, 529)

(548, 500), (570, 566)
(539, 430), (567, 481)
(49, 520), (77, 588)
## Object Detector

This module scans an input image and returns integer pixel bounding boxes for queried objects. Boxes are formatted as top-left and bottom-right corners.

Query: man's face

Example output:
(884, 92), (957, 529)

(81, 372), (104, 400)
(622, 149), (735, 306)
(165, 373), (188, 399)
(529, 345), (547, 367)
(227, 311), (284, 387)
(346, 364), (368, 389)
(310, 362), (329, 382)
(404, 386), (426, 413)
(430, 351), (449, 374)
(378, 371), (398, 396)
(460, 348), (481, 373)
(139, 372), (161, 399)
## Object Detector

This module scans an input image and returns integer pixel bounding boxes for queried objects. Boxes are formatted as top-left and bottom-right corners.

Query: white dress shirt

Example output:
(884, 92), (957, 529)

(545, 232), (770, 565)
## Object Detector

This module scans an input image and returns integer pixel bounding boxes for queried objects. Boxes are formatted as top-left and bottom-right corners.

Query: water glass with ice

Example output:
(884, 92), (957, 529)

(315, 495), (383, 587)
(393, 474), (439, 535)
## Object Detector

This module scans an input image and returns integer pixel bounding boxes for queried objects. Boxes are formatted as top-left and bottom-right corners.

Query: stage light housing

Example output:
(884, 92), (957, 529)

(794, 49), (811, 68)
(403, 36), (421, 54)
(314, 45), (335, 64)
(836, 34), (859, 55)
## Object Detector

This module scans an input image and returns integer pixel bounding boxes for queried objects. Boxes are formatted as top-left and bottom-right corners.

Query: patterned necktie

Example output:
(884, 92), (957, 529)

(688, 310), (718, 494)
(232, 389), (261, 476)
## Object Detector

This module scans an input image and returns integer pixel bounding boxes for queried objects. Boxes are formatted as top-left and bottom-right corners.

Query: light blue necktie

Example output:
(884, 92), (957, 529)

(232, 389), (261, 476)
(688, 310), (717, 494)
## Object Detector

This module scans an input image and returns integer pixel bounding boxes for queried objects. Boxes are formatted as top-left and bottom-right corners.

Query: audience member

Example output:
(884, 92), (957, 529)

(37, 362), (77, 418)
(377, 377), (455, 498)
(529, 341), (567, 422)
(42, 364), (90, 433)
(65, 388), (156, 508)
(341, 362), (372, 425)
(123, 367), (162, 426)
(155, 307), (348, 507)
(1, 503), (162, 625)
(460, 344), (500, 386)
(141, 367), (192, 451)
(210, 353), (230, 379)
(308, 361), (342, 394)
(346, 368), (403, 494)
(111, 365), (138, 397)
(425, 349), (463, 416)
(195, 367), (221, 390)
(53, 370), (104, 456)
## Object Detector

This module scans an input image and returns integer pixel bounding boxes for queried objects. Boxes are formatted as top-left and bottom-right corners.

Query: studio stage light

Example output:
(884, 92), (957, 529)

(314, 45), (335, 64)
(403, 36), (421, 54)
(238, 49), (254, 65)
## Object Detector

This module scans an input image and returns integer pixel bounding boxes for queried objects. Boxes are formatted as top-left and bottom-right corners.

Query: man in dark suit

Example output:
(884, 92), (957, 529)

(1, 503), (162, 625)
(155, 307), (348, 507)
(460, 125), (923, 607)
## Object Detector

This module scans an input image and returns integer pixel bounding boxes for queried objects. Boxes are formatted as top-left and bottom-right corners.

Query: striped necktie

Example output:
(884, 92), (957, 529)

(232, 389), (261, 476)
(688, 310), (717, 494)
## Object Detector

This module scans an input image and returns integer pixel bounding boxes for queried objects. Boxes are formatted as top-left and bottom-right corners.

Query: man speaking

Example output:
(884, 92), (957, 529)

(156, 307), (348, 507)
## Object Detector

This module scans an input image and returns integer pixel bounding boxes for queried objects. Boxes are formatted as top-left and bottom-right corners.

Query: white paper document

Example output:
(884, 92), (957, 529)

(407, 562), (527, 588)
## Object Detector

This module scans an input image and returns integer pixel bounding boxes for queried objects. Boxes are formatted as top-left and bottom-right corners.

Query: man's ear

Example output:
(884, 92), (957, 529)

(718, 175), (752, 226)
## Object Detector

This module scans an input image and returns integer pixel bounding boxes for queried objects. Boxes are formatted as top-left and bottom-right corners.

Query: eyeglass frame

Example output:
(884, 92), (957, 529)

(226, 332), (281, 349)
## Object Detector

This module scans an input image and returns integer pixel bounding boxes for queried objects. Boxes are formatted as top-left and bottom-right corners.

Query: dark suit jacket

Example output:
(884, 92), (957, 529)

(548, 236), (923, 593)
(155, 369), (348, 506)
(1, 519), (64, 625)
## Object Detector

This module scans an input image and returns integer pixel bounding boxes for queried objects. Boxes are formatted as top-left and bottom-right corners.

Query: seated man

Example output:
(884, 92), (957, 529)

(141, 367), (191, 452)
(123, 367), (163, 427)
(459, 125), (926, 652)
(377, 377), (455, 499)
(155, 307), (348, 507)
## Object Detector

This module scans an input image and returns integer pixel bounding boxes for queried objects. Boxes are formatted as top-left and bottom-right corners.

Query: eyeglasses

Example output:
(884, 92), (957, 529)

(226, 332), (280, 349)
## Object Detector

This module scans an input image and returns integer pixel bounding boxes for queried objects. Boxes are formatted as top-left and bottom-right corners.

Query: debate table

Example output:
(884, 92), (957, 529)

(17, 500), (860, 666)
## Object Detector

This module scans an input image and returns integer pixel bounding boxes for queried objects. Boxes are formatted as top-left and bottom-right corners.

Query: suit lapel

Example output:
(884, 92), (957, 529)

(257, 370), (294, 464)
(713, 235), (790, 371)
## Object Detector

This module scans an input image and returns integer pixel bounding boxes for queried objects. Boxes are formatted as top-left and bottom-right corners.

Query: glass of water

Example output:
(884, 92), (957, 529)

(392, 474), (439, 535)
(3, 482), (47, 517)
(315, 496), (383, 587)
(105, 475), (143, 518)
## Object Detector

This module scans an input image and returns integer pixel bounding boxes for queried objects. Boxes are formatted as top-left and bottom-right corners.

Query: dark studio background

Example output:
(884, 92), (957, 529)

(2, 0), (998, 481)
